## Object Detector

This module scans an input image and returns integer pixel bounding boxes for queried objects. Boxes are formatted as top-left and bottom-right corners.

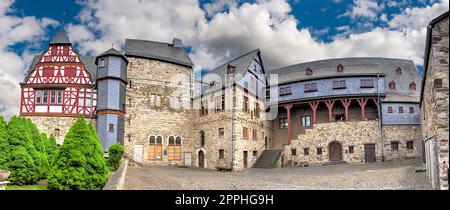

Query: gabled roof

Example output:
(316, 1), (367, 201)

(268, 57), (422, 103)
(24, 55), (98, 84)
(420, 11), (449, 105)
(194, 49), (261, 97)
(50, 30), (71, 45)
(206, 49), (260, 81)
(124, 39), (193, 67)
(96, 48), (128, 64)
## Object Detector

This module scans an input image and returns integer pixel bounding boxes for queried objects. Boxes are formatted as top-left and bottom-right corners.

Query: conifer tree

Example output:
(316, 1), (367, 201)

(48, 118), (108, 190)
(25, 118), (50, 179)
(0, 117), (8, 170)
(45, 134), (58, 164)
(5, 116), (40, 185)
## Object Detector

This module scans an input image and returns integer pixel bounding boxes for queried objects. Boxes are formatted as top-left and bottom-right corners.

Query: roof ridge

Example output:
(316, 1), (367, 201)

(125, 38), (170, 46)
(270, 57), (415, 71)
(209, 49), (259, 72)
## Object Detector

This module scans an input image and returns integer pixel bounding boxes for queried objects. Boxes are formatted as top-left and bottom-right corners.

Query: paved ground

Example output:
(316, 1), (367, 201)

(123, 159), (432, 190)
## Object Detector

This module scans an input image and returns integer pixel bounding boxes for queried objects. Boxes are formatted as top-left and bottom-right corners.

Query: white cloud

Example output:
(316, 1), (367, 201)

(203, 0), (238, 17)
(389, 0), (449, 30)
(340, 0), (381, 20)
(0, 0), (58, 119)
(1, 0), (449, 118)
(67, 0), (205, 56)
(64, 0), (450, 69)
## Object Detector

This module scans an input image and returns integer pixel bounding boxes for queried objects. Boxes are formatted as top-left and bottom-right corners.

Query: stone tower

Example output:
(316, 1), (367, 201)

(95, 48), (128, 152)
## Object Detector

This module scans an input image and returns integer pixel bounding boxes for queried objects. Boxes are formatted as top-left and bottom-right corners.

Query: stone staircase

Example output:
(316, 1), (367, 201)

(253, 149), (284, 168)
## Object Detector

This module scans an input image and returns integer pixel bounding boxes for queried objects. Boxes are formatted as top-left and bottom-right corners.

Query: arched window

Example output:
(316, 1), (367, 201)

(396, 67), (402, 75)
(168, 136), (182, 161)
(389, 81), (396, 90)
(409, 82), (416, 90)
(148, 135), (163, 160)
(337, 64), (344, 72)
(200, 130), (205, 147)
(305, 67), (313, 76)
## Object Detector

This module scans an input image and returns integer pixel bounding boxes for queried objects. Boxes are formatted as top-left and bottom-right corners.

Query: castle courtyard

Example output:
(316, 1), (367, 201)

(124, 159), (432, 190)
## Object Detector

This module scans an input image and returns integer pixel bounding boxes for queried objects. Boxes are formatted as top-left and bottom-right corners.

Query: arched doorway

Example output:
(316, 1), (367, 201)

(198, 150), (205, 168)
(328, 141), (343, 161)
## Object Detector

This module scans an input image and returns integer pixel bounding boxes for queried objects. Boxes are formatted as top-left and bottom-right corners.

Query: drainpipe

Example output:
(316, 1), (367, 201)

(231, 86), (235, 170)
(377, 73), (385, 162)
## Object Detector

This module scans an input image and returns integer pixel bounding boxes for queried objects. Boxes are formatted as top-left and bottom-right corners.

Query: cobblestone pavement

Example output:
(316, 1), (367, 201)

(123, 159), (432, 190)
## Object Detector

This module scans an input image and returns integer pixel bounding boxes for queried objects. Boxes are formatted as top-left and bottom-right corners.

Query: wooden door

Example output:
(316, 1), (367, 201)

(198, 150), (205, 168)
(329, 142), (342, 161)
(364, 144), (376, 163)
(243, 151), (248, 168)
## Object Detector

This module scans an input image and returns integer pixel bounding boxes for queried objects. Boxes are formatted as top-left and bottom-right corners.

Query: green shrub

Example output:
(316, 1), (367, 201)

(0, 117), (8, 170)
(5, 116), (40, 185)
(6, 147), (37, 185)
(24, 118), (50, 179)
(108, 143), (124, 171)
(47, 118), (109, 190)
(45, 134), (58, 164)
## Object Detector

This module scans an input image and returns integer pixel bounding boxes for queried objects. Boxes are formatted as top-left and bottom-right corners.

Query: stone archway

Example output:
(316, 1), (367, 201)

(328, 141), (343, 161)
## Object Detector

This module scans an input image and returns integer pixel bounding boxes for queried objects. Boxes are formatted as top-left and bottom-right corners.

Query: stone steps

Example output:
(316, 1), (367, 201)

(253, 149), (283, 168)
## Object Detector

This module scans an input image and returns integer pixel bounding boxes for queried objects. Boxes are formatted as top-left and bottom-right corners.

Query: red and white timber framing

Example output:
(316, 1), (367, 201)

(20, 44), (96, 118)
(280, 96), (380, 145)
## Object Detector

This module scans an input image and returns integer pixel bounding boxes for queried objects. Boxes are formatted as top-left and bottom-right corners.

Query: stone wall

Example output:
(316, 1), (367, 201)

(27, 116), (94, 145)
(124, 57), (197, 166)
(282, 121), (381, 165)
(382, 125), (422, 161)
(421, 15), (449, 190)
(192, 86), (266, 171)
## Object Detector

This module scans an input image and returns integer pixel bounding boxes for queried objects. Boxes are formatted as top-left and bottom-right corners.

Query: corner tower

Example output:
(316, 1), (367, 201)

(95, 48), (128, 151)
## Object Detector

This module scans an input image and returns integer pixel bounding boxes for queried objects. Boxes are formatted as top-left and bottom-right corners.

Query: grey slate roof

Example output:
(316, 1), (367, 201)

(196, 49), (260, 96)
(96, 48), (128, 64)
(268, 57), (421, 103)
(124, 39), (193, 67)
(50, 30), (71, 45)
(206, 49), (260, 81)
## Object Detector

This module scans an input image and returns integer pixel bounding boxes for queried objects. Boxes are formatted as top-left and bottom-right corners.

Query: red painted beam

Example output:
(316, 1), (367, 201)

(340, 99), (352, 121)
(324, 100), (335, 122)
(308, 101), (319, 123)
(357, 98), (369, 120)
(284, 104), (293, 145)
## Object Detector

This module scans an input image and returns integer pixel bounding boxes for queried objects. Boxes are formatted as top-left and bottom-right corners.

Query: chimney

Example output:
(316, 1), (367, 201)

(172, 38), (183, 48)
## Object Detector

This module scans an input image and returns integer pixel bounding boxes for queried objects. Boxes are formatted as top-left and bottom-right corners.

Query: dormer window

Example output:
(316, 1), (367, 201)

(389, 81), (396, 90)
(99, 58), (105, 68)
(306, 67), (313, 76)
(396, 67), (401, 75)
(279, 87), (292, 96)
(304, 83), (317, 92)
(337, 64), (344, 72)
(227, 64), (235, 74)
(409, 82), (416, 90)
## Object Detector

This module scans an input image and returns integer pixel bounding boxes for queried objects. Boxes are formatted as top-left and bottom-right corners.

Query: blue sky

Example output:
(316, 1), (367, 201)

(0, 0), (448, 117)
(8, 0), (440, 48)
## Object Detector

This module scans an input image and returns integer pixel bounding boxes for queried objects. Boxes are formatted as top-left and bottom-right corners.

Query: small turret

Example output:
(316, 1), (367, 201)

(95, 47), (128, 151)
